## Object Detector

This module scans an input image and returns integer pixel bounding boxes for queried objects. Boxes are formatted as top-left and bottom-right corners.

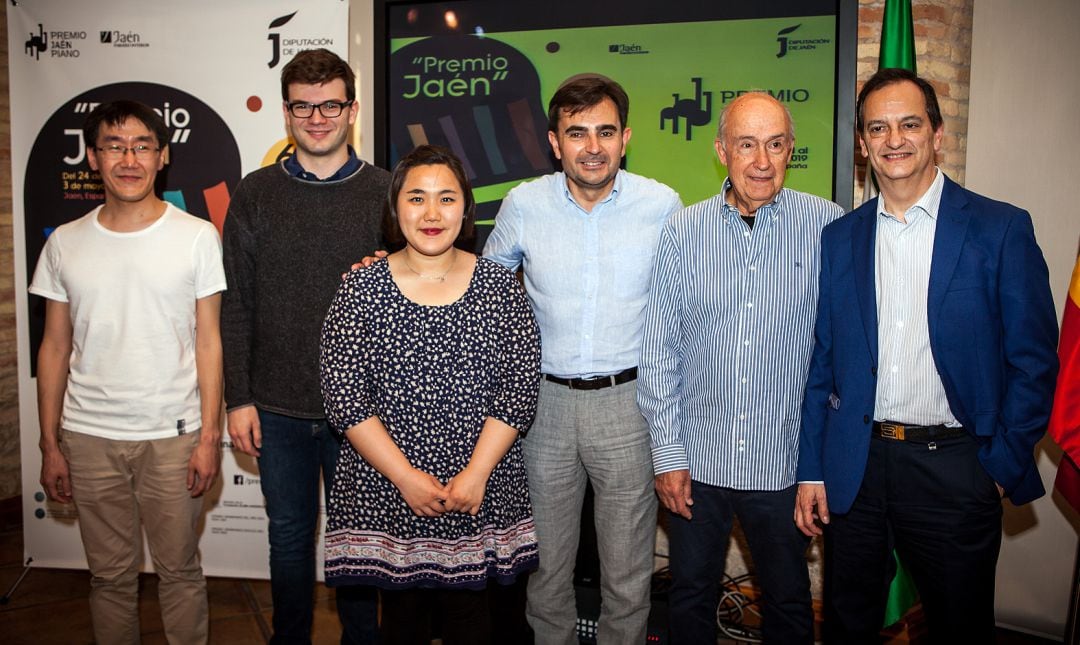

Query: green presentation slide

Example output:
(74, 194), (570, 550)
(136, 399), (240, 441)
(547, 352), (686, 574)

(390, 15), (836, 211)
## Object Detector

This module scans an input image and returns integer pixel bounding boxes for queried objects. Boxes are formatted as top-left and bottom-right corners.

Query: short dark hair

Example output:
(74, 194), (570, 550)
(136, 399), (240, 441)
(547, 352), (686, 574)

(856, 68), (943, 133)
(83, 100), (169, 149)
(384, 145), (476, 252)
(280, 48), (355, 102)
(547, 76), (630, 133)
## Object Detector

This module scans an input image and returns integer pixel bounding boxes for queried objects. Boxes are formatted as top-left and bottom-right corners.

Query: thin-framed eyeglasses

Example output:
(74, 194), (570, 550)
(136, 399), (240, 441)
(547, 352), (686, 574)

(95, 144), (161, 160)
(286, 100), (354, 118)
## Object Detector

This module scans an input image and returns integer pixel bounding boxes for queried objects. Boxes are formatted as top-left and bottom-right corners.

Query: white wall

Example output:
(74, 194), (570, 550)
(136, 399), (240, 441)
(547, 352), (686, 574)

(349, 0), (376, 161)
(968, 0), (1080, 638)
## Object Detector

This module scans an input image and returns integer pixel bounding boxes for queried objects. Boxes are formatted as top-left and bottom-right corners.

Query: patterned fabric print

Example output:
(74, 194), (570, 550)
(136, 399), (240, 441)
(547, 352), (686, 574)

(320, 257), (541, 590)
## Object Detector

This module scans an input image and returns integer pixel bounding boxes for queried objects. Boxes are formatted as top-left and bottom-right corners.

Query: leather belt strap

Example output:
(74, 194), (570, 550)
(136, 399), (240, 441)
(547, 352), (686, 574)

(872, 421), (966, 442)
(544, 367), (637, 391)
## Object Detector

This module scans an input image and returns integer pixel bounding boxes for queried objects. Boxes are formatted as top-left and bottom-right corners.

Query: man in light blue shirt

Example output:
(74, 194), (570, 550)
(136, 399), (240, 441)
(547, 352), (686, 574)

(485, 76), (681, 645)
(637, 92), (843, 644)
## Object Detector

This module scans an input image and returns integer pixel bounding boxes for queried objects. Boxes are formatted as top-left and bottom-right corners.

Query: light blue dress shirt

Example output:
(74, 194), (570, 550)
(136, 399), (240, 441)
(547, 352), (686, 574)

(638, 182), (844, 490)
(483, 170), (682, 378)
(874, 168), (958, 426)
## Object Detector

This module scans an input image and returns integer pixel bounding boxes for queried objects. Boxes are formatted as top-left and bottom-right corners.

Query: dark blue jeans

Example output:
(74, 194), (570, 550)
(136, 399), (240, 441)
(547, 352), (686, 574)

(257, 409), (377, 645)
(667, 482), (812, 645)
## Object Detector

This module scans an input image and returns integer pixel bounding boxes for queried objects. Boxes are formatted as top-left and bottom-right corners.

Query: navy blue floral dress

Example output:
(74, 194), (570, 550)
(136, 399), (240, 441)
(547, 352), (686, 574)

(320, 257), (540, 590)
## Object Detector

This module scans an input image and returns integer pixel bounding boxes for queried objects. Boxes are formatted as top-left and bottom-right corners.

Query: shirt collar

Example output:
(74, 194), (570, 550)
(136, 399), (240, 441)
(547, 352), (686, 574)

(284, 145), (363, 182)
(876, 167), (944, 223)
(559, 169), (623, 211)
(719, 177), (784, 220)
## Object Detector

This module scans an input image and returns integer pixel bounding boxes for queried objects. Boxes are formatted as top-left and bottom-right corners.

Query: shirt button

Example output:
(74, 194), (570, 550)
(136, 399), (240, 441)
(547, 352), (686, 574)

(749, 265), (757, 271)
(891, 365), (899, 373)
(740, 377), (748, 384)
(896, 321), (904, 328)
(743, 230), (751, 237)
(746, 302), (753, 308)
(739, 414), (746, 420)
(743, 340), (750, 346)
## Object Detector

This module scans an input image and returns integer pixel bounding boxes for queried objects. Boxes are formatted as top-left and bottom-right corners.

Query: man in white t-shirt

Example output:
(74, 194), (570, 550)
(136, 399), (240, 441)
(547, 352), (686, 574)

(30, 100), (226, 645)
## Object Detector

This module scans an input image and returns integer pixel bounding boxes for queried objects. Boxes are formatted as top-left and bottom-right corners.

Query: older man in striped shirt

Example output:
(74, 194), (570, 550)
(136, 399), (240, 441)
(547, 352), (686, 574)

(637, 92), (843, 644)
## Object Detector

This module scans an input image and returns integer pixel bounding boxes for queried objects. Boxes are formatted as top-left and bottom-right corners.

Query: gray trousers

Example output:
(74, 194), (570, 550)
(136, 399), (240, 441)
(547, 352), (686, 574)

(523, 378), (657, 645)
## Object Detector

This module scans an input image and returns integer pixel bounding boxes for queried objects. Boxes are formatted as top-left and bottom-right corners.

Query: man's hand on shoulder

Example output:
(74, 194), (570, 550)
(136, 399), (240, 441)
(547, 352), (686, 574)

(794, 483), (829, 537)
(343, 249), (388, 280)
(655, 469), (693, 520)
(187, 435), (221, 497)
(227, 406), (261, 457)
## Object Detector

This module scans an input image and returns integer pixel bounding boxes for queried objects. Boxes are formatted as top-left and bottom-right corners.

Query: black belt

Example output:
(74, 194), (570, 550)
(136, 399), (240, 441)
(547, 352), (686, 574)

(872, 421), (966, 442)
(544, 367), (637, 391)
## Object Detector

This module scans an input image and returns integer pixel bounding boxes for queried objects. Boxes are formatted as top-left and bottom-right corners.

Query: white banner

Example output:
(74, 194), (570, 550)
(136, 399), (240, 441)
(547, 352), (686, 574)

(10, 0), (348, 578)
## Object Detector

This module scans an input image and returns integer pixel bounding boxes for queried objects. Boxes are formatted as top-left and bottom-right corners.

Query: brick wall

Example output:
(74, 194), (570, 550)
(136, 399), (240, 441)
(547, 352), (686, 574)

(0, 2), (21, 501)
(855, 0), (973, 201)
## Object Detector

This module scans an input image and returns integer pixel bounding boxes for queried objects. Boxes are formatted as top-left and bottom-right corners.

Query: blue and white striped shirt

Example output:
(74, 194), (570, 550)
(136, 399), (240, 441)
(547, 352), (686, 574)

(638, 181), (843, 490)
(484, 170), (682, 378)
(874, 169), (958, 426)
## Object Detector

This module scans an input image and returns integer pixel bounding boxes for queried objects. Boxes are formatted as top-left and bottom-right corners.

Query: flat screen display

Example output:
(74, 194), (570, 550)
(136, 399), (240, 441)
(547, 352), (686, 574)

(374, 0), (856, 242)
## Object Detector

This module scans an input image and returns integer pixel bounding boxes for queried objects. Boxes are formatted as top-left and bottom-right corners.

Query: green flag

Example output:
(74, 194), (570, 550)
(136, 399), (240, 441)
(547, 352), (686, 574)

(879, 0), (917, 72)
(882, 549), (920, 626)
(875, 2), (921, 624)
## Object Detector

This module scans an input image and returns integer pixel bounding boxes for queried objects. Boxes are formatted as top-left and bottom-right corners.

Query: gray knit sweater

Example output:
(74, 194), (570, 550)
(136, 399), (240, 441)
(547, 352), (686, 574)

(221, 161), (390, 418)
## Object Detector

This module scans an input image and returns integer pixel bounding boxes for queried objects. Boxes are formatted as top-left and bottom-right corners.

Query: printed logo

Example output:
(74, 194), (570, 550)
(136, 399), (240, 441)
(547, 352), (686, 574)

(25, 23), (47, 60)
(267, 12), (296, 68)
(100, 29), (150, 48)
(25, 24), (88, 60)
(660, 78), (713, 142)
(776, 24), (831, 58)
(607, 43), (649, 55)
(233, 475), (245, 485)
(266, 11), (337, 69)
(776, 24), (800, 58)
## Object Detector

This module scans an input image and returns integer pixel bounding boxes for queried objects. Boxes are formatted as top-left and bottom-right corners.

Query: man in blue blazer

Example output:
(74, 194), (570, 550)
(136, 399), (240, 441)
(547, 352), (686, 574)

(794, 68), (1058, 643)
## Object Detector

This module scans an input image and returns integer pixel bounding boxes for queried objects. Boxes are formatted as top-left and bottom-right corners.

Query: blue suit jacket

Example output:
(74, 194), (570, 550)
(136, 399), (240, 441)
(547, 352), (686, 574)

(797, 176), (1059, 513)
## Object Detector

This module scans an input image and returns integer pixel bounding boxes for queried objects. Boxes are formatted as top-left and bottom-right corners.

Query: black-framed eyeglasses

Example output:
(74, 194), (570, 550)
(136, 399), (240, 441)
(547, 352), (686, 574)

(95, 144), (161, 160)
(286, 100), (354, 118)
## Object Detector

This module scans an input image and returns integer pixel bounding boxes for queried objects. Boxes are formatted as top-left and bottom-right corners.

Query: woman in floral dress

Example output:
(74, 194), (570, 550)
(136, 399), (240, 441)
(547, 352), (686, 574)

(320, 145), (540, 644)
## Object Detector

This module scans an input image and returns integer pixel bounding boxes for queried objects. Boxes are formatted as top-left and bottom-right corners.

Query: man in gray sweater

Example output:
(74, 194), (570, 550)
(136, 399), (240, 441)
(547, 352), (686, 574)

(222, 48), (388, 645)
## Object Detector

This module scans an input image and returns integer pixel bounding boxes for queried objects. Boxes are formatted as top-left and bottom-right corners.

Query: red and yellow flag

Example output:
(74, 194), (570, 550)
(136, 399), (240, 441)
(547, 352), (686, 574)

(1050, 253), (1080, 513)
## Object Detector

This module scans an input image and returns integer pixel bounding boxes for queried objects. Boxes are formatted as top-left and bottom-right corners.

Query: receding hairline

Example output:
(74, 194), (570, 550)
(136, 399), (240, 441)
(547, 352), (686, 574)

(716, 92), (795, 142)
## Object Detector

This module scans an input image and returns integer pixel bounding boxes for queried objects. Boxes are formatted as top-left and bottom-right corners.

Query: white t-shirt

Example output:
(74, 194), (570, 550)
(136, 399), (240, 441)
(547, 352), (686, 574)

(29, 203), (227, 440)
